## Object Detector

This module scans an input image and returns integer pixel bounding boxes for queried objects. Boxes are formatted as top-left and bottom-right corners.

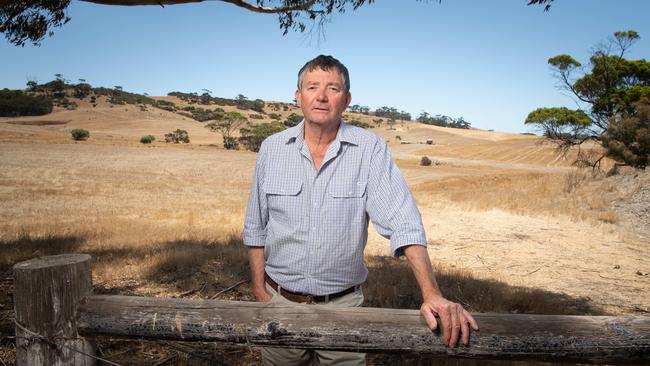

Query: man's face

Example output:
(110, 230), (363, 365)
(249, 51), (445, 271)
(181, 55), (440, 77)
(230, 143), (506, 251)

(295, 68), (351, 128)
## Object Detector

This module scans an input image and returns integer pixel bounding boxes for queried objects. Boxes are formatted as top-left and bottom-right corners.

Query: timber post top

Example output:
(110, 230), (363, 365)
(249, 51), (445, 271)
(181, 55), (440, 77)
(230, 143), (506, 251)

(13, 253), (91, 270)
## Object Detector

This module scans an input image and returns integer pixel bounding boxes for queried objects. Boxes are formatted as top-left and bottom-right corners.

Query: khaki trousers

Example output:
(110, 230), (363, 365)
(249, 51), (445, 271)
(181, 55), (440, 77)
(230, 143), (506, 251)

(261, 283), (366, 366)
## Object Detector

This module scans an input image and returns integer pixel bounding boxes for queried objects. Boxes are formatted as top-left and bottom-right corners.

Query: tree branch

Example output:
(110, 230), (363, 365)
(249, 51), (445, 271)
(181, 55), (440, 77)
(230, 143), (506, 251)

(220, 0), (319, 14)
(78, 0), (320, 14)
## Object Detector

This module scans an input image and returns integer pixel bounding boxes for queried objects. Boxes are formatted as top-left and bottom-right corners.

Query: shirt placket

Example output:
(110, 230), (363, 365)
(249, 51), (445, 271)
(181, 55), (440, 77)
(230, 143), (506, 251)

(299, 144), (318, 294)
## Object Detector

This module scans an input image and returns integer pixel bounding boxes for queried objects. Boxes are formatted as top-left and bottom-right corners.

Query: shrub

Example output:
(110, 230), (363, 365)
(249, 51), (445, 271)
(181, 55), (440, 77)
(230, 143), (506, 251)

(0, 89), (53, 116)
(284, 113), (303, 127)
(186, 106), (225, 122)
(73, 83), (92, 99)
(249, 114), (264, 119)
(347, 119), (370, 129)
(268, 113), (281, 120)
(164, 129), (189, 144)
(154, 100), (177, 112)
(71, 128), (90, 141)
(140, 135), (155, 144)
(239, 122), (286, 152)
(601, 97), (650, 169)
(223, 136), (239, 150)
(420, 156), (432, 166)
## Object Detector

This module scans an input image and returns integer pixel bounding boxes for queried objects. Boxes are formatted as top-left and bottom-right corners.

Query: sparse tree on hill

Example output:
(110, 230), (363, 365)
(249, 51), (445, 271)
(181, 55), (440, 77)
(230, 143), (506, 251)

(239, 122), (286, 152)
(205, 111), (248, 150)
(26, 80), (37, 92)
(1, 0), (556, 47)
(200, 89), (212, 105)
(235, 94), (248, 110)
(525, 30), (650, 169)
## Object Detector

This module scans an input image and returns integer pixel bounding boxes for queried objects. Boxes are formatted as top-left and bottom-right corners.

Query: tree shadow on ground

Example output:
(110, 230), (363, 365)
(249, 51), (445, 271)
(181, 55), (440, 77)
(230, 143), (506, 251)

(365, 255), (605, 316)
(1, 237), (610, 366)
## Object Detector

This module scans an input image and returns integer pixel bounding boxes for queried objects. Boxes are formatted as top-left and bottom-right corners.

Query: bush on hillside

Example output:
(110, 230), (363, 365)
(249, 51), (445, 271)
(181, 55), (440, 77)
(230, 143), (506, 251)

(239, 122), (286, 152)
(0, 89), (53, 117)
(140, 135), (156, 144)
(154, 100), (177, 112)
(73, 83), (92, 99)
(71, 128), (90, 141)
(348, 119), (370, 129)
(284, 113), (303, 127)
(420, 156), (432, 166)
(164, 129), (190, 144)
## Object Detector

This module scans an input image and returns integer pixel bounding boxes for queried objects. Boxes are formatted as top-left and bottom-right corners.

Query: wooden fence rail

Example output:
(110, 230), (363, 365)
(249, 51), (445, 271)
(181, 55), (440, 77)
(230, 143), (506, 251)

(13, 254), (650, 365)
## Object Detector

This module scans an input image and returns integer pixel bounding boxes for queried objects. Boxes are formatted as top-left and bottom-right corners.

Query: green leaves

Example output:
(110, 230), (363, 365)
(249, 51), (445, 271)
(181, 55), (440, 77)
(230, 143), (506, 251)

(602, 98), (650, 168)
(528, 30), (650, 168)
(525, 107), (591, 141)
(548, 55), (581, 71)
(525, 107), (591, 127)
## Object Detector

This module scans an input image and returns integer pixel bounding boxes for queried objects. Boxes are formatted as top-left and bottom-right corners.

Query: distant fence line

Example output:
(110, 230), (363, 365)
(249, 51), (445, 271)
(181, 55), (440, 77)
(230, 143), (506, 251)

(11, 254), (650, 365)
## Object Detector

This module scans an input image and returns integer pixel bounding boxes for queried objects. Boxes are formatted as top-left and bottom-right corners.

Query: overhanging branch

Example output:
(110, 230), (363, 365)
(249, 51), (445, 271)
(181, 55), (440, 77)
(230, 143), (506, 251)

(78, 0), (320, 14)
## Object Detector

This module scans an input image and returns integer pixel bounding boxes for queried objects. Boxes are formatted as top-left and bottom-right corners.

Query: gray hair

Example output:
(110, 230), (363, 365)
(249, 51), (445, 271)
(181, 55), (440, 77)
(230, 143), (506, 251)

(297, 55), (350, 92)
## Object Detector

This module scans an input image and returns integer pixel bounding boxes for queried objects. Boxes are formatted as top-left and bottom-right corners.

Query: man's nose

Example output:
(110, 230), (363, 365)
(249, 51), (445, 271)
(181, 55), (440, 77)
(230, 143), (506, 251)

(316, 88), (328, 101)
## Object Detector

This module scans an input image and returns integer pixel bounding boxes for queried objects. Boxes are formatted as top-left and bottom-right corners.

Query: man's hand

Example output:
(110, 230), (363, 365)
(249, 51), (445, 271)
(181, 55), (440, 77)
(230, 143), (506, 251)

(253, 286), (273, 302)
(402, 244), (479, 347)
(420, 295), (478, 347)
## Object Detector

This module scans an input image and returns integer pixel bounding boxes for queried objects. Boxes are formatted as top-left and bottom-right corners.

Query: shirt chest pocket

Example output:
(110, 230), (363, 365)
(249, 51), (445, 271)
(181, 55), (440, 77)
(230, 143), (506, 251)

(326, 181), (367, 222)
(329, 181), (367, 198)
(263, 178), (303, 226)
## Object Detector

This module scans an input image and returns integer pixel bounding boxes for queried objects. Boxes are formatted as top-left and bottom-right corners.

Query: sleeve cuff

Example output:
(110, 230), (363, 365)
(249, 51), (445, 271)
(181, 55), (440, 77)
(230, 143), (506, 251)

(390, 233), (427, 257)
(243, 232), (266, 247)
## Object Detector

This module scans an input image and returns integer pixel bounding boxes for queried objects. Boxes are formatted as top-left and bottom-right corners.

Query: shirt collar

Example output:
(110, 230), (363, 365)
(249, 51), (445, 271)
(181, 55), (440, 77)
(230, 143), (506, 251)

(285, 119), (359, 147)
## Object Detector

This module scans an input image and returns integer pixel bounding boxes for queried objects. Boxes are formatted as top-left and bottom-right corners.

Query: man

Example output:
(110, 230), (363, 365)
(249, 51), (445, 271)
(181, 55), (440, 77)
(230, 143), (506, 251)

(244, 55), (478, 366)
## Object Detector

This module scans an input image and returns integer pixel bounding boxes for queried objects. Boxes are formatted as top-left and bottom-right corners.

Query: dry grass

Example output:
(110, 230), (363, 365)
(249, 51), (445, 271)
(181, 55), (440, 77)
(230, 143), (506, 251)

(1, 103), (647, 364)
(413, 168), (621, 225)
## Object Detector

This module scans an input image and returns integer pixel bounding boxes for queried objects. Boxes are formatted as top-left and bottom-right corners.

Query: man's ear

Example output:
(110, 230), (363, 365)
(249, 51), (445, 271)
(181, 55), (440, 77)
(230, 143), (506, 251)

(345, 92), (352, 109)
(295, 89), (302, 107)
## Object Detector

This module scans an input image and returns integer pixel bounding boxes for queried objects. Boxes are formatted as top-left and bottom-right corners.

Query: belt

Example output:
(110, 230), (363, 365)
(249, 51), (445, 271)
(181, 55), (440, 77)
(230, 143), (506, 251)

(264, 272), (357, 304)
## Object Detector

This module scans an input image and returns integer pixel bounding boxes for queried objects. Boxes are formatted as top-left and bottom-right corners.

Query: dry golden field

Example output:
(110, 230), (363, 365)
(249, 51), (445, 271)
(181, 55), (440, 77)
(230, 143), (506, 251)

(1, 97), (649, 364)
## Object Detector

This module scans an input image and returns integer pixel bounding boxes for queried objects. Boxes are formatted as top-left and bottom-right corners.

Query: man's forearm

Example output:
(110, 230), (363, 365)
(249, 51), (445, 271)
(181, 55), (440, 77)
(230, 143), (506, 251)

(247, 246), (269, 301)
(403, 244), (443, 301)
(403, 244), (479, 347)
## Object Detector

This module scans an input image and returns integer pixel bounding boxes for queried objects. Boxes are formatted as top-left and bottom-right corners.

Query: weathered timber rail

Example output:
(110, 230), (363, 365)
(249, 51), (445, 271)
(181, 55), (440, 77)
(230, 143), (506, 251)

(13, 254), (650, 365)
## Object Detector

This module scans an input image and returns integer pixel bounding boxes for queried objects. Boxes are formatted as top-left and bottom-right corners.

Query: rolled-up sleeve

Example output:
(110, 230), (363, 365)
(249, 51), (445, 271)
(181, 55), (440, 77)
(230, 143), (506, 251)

(243, 141), (269, 247)
(366, 140), (427, 256)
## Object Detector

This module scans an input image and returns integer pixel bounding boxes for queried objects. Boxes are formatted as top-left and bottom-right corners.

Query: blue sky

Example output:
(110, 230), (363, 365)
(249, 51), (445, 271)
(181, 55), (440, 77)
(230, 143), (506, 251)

(1, 0), (649, 133)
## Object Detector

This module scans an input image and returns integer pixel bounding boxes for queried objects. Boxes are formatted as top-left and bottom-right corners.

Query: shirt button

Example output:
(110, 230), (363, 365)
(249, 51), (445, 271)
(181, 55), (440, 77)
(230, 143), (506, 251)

(348, 191), (353, 195)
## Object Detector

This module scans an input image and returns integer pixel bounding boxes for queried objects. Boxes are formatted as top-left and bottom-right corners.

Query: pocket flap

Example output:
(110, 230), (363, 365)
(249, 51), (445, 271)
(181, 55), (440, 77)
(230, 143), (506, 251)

(329, 181), (367, 198)
(263, 179), (303, 196)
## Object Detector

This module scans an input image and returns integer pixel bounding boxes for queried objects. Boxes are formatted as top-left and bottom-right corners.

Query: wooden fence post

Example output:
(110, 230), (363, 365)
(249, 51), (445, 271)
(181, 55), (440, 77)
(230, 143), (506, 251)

(13, 254), (95, 366)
